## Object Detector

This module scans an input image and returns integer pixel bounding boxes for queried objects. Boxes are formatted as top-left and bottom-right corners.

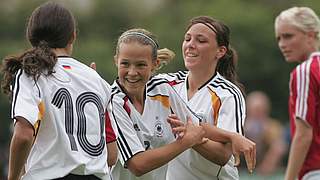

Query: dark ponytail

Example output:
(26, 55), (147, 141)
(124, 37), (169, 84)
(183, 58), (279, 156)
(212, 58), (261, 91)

(216, 47), (244, 93)
(1, 41), (56, 95)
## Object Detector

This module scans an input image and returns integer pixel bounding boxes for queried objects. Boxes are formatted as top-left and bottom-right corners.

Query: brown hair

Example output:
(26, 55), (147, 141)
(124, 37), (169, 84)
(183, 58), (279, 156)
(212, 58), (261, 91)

(186, 16), (244, 92)
(1, 2), (76, 96)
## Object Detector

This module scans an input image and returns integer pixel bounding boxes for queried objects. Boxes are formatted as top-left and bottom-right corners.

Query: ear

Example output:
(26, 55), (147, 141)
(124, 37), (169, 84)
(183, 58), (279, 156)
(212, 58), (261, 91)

(306, 31), (318, 43)
(216, 46), (227, 60)
(68, 30), (77, 45)
(152, 59), (160, 72)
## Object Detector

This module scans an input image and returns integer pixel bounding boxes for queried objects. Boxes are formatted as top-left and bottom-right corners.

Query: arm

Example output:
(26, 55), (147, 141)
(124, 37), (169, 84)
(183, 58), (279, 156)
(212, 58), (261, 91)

(8, 117), (34, 180)
(192, 140), (232, 165)
(285, 118), (312, 180)
(105, 109), (118, 167)
(201, 122), (256, 171)
(168, 115), (256, 171)
(107, 141), (118, 167)
(127, 119), (205, 176)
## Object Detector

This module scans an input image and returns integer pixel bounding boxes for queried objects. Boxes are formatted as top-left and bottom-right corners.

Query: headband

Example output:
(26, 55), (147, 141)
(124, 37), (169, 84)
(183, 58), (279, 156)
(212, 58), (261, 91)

(119, 32), (159, 48)
(199, 22), (218, 34)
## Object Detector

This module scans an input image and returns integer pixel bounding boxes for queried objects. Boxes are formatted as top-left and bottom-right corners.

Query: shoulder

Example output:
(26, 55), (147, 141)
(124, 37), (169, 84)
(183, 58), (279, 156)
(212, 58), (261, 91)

(110, 81), (126, 103)
(155, 71), (188, 82)
(208, 73), (244, 99)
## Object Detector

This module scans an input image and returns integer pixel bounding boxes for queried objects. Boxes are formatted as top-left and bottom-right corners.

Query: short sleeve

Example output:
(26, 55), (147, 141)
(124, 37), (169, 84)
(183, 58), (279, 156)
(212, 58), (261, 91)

(216, 93), (246, 135)
(110, 95), (145, 165)
(11, 69), (41, 126)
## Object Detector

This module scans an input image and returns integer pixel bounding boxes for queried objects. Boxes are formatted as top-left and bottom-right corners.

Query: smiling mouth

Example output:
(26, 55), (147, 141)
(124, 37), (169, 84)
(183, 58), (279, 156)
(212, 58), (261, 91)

(185, 52), (198, 57)
(126, 79), (140, 83)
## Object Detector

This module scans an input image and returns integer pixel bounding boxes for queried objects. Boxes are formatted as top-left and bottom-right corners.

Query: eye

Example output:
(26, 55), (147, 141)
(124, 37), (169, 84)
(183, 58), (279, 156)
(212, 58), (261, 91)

(282, 33), (294, 40)
(198, 38), (208, 43)
(120, 61), (129, 67)
(137, 63), (147, 68)
(184, 35), (191, 41)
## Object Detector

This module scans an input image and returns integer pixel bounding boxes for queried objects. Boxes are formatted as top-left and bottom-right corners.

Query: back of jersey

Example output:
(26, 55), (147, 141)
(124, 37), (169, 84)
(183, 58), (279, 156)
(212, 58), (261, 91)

(11, 57), (111, 179)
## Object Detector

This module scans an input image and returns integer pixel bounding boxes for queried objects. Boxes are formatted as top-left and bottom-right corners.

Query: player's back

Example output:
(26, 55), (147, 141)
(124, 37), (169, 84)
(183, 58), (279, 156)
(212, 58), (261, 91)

(13, 57), (111, 179)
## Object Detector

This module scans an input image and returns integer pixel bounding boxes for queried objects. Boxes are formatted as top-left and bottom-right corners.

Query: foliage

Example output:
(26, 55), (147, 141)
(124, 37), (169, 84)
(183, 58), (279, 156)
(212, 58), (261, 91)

(0, 0), (320, 150)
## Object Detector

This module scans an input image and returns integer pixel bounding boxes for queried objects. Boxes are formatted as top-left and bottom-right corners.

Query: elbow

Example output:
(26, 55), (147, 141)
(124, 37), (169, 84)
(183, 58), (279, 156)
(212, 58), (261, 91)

(13, 127), (34, 146)
(218, 152), (232, 166)
(217, 144), (233, 166)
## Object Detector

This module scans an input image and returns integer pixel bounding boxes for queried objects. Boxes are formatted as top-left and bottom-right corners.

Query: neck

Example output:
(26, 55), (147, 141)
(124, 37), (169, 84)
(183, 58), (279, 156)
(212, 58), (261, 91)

(127, 91), (145, 114)
(52, 46), (72, 57)
(188, 67), (216, 91)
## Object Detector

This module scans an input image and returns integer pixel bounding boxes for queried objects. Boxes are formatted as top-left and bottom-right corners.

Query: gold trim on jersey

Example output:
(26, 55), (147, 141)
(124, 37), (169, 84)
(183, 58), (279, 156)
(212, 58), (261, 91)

(149, 95), (170, 109)
(34, 101), (45, 137)
(208, 88), (221, 126)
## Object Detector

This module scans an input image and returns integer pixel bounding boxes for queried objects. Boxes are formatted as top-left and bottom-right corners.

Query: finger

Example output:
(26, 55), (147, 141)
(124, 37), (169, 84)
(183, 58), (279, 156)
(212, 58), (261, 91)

(234, 154), (240, 167)
(168, 114), (178, 119)
(252, 144), (257, 170)
(90, 62), (96, 70)
(178, 132), (184, 138)
(172, 126), (186, 134)
(167, 118), (184, 127)
(244, 151), (253, 173)
(201, 137), (209, 144)
(186, 116), (193, 124)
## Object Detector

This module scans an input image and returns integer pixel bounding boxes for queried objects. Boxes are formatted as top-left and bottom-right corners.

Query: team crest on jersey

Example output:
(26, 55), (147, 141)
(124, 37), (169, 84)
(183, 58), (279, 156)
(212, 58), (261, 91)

(154, 116), (164, 137)
(134, 123), (140, 131)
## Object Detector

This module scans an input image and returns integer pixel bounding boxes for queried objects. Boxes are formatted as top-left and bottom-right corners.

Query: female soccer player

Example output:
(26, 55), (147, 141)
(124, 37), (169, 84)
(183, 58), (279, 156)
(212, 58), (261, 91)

(163, 16), (250, 180)
(275, 7), (320, 180)
(1, 2), (116, 179)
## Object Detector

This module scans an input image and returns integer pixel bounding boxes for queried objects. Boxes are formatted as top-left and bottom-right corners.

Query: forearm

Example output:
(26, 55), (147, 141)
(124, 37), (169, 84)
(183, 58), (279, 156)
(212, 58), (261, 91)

(127, 139), (190, 176)
(285, 120), (312, 180)
(192, 140), (232, 165)
(8, 118), (34, 180)
(107, 141), (118, 167)
(201, 123), (235, 143)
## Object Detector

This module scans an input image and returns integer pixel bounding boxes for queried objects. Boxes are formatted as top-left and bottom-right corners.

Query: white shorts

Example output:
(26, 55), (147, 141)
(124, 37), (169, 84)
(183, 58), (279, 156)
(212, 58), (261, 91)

(302, 170), (320, 180)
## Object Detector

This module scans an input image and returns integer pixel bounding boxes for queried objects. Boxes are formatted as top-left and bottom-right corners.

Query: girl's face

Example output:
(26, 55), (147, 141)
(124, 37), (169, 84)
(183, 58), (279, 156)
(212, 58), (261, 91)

(115, 42), (156, 95)
(275, 20), (315, 62)
(182, 23), (223, 72)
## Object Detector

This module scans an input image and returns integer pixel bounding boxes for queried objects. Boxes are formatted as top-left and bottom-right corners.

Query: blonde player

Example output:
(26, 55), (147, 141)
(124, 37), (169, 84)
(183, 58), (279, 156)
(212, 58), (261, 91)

(163, 16), (249, 180)
(109, 29), (206, 180)
(275, 7), (320, 180)
(1, 2), (116, 180)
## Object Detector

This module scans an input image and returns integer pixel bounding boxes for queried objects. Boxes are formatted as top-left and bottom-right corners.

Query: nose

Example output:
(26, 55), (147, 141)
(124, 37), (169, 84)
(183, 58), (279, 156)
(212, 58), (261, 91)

(278, 38), (286, 50)
(185, 39), (196, 49)
(128, 66), (138, 76)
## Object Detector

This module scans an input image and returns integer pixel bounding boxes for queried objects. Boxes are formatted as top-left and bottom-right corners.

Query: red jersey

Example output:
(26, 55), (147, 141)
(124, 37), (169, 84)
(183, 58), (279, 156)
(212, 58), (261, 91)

(289, 52), (320, 179)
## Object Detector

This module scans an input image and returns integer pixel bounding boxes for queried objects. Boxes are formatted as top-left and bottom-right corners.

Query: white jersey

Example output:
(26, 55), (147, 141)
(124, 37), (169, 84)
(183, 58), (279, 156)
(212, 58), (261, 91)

(161, 71), (246, 180)
(109, 75), (200, 180)
(11, 57), (112, 180)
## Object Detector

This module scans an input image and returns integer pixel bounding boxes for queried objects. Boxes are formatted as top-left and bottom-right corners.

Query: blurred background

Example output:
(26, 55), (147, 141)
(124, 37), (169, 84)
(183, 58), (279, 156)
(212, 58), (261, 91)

(0, 0), (319, 179)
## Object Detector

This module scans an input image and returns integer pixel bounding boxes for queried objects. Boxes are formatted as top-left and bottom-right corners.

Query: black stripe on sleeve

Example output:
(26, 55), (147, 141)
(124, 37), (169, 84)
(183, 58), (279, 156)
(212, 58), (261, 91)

(210, 80), (244, 135)
(11, 69), (23, 119)
(110, 96), (133, 162)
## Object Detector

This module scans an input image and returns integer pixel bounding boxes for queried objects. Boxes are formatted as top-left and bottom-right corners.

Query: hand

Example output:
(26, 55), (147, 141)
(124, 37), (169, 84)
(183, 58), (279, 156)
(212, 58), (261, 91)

(180, 118), (206, 147)
(167, 114), (185, 138)
(231, 133), (256, 173)
(90, 62), (96, 70)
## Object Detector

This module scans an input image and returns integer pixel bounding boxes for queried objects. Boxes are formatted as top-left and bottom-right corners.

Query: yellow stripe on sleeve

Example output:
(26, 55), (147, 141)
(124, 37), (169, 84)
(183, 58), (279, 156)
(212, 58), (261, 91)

(208, 88), (221, 126)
